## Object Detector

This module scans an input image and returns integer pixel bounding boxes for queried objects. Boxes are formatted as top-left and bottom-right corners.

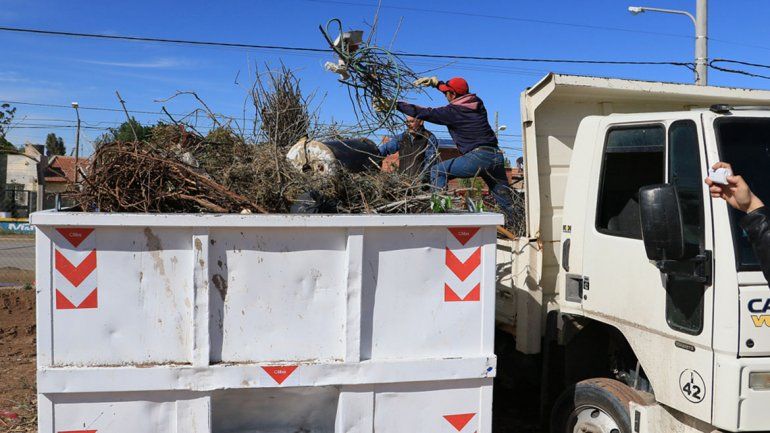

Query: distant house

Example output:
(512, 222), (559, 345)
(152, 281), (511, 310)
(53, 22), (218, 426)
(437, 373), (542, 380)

(0, 144), (44, 217)
(3, 144), (43, 191)
(0, 145), (88, 215)
(45, 155), (88, 194)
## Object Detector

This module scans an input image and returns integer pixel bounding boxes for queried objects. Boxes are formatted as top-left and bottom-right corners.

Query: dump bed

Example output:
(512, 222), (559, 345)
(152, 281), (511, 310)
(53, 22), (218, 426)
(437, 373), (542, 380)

(504, 73), (770, 354)
(31, 211), (502, 433)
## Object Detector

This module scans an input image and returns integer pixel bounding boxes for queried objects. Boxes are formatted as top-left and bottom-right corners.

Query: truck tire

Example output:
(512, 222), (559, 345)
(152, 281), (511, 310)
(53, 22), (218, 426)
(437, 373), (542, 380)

(550, 378), (644, 433)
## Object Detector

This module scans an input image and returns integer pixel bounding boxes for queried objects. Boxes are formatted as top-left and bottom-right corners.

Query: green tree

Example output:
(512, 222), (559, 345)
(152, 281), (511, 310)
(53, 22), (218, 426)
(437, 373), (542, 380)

(0, 103), (16, 138)
(45, 133), (66, 156)
(0, 135), (13, 150)
(95, 117), (153, 146)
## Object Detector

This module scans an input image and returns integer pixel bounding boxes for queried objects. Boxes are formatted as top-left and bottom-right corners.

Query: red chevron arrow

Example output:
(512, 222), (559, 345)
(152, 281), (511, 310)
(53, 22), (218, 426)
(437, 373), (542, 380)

(445, 247), (480, 281)
(262, 365), (298, 384)
(56, 288), (98, 310)
(448, 227), (480, 246)
(444, 283), (480, 302)
(56, 228), (94, 248)
(444, 413), (476, 431)
(55, 249), (96, 287)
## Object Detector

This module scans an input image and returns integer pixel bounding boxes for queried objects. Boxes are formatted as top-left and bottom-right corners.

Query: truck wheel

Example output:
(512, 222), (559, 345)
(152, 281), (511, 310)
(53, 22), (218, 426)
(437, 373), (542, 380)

(550, 378), (644, 433)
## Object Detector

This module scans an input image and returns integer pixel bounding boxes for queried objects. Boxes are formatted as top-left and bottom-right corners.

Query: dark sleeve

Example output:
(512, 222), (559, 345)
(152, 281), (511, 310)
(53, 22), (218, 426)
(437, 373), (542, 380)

(740, 206), (770, 283)
(396, 101), (456, 126)
(377, 133), (403, 156)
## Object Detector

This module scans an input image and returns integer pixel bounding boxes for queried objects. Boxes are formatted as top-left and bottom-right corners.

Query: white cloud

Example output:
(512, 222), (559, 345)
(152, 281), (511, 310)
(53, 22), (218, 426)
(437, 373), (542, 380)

(0, 71), (29, 83)
(79, 57), (193, 69)
(0, 85), (64, 103)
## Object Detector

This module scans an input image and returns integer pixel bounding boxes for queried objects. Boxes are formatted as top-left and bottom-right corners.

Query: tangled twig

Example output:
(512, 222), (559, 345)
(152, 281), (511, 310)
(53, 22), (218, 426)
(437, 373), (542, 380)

(319, 18), (423, 135)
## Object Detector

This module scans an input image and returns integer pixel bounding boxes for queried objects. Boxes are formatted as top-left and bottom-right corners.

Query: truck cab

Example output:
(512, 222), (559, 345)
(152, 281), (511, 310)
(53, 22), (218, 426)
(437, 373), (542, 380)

(498, 74), (770, 432)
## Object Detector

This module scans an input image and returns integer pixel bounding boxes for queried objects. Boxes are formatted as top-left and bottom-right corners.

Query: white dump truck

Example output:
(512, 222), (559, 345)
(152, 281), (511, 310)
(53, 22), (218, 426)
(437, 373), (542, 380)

(32, 73), (770, 433)
(496, 74), (770, 432)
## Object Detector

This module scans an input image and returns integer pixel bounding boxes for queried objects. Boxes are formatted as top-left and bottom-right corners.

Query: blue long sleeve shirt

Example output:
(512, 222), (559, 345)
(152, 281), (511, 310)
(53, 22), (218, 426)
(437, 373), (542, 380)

(378, 129), (439, 174)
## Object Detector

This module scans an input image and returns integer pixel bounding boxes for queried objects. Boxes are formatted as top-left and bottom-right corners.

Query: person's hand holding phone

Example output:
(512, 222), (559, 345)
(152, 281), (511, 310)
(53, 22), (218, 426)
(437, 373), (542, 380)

(705, 162), (764, 213)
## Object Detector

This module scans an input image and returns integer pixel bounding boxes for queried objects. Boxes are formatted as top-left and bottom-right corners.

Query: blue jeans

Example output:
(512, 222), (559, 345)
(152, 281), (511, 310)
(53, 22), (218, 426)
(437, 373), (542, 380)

(430, 146), (515, 224)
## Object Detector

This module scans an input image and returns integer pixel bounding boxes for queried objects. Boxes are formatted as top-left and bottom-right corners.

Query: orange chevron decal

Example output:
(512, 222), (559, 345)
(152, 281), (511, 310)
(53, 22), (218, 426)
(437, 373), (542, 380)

(444, 413), (476, 431)
(445, 247), (480, 281)
(56, 288), (98, 310)
(444, 283), (480, 302)
(55, 249), (97, 287)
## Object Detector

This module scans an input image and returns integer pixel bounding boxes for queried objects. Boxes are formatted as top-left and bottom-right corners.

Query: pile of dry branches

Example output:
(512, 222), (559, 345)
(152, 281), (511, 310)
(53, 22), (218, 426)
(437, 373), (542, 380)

(76, 130), (433, 214)
(75, 66), (436, 214)
(77, 128), (266, 213)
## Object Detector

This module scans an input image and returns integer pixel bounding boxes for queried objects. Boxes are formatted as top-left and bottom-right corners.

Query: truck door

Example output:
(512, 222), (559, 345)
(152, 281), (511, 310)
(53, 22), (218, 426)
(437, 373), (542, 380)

(580, 114), (715, 423)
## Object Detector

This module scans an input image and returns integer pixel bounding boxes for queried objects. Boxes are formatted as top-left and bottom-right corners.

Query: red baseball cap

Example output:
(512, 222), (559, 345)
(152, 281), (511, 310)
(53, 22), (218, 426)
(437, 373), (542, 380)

(437, 77), (469, 95)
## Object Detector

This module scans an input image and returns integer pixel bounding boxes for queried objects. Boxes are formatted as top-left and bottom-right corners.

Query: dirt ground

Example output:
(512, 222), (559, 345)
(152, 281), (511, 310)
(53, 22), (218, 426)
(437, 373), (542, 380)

(0, 288), (36, 433)
(0, 287), (542, 433)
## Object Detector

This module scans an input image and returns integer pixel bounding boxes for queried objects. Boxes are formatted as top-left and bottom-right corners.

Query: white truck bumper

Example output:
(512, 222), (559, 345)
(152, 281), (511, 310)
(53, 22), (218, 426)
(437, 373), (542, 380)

(712, 352), (770, 432)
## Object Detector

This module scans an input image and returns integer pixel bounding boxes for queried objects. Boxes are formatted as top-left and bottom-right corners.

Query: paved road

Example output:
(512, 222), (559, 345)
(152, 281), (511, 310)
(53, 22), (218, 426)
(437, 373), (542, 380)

(0, 236), (35, 271)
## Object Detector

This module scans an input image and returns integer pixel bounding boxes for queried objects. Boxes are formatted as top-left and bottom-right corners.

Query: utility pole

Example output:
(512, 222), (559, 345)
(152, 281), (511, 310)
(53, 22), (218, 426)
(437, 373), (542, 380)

(494, 111), (499, 137)
(36, 154), (46, 212)
(72, 102), (80, 186)
(695, 0), (708, 86)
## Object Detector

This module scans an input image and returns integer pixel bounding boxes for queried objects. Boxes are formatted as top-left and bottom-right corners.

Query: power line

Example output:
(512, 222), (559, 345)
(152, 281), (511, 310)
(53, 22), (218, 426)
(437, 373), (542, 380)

(0, 26), (332, 54)
(4, 98), (525, 138)
(299, 0), (693, 40)
(0, 25), (693, 69)
(710, 59), (770, 80)
(713, 59), (770, 70)
(3, 100), (264, 124)
(2, 99), (168, 115)
(12, 120), (522, 139)
(301, 0), (770, 54)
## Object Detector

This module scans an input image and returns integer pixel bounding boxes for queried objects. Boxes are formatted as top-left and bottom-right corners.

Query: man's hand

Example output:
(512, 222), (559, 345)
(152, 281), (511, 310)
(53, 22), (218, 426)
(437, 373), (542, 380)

(372, 97), (393, 113)
(412, 76), (439, 87)
(705, 162), (764, 213)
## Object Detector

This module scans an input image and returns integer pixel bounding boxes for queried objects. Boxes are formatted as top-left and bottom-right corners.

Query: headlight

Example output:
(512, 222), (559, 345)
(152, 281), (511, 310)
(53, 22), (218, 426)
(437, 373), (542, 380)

(749, 372), (770, 390)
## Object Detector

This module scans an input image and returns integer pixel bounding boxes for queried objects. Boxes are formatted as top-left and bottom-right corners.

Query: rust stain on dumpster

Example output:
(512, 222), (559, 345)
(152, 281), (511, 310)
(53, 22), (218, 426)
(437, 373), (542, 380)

(144, 227), (166, 276)
(212, 274), (228, 300)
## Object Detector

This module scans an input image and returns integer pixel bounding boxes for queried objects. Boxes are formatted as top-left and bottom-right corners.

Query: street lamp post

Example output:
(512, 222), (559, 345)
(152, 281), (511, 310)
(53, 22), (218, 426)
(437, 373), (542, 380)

(628, 0), (708, 85)
(71, 102), (80, 185)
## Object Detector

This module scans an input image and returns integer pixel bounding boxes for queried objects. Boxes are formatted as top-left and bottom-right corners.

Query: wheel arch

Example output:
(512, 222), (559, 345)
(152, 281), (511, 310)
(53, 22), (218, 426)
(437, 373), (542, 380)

(559, 313), (653, 394)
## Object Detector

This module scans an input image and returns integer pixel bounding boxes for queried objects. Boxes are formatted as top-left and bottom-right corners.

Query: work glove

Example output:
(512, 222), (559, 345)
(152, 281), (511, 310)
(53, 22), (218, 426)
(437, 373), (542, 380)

(373, 97), (394, 113)
(413, 76), (439, 88)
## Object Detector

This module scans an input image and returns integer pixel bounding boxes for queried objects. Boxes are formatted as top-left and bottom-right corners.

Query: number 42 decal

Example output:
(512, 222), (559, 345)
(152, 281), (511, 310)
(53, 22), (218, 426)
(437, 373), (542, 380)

(679, 369), (706, 403)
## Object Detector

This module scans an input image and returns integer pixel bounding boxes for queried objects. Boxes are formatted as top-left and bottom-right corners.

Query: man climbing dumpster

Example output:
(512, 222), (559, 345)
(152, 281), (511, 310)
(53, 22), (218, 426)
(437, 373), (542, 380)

(394, 76), (515, 224)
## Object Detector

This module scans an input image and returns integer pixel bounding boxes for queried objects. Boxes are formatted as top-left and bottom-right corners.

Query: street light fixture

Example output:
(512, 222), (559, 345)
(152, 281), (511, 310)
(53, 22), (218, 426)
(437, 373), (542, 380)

(628, 0), (708, 85)
(627, 5), (696, 25)
(71, 102), (80, 185)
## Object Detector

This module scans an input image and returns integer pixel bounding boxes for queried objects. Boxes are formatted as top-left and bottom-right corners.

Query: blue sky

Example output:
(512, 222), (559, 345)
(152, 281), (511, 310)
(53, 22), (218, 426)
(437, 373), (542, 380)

(3, 0), (770, 160)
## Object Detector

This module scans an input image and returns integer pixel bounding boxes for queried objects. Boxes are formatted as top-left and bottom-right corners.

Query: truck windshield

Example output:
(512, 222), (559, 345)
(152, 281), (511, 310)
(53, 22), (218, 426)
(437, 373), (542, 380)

(715, 117), (770, 271)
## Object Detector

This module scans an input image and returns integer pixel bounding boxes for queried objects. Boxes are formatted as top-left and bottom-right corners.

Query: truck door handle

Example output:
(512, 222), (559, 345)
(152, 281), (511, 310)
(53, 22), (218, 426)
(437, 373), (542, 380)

(562, 238), (571, 272)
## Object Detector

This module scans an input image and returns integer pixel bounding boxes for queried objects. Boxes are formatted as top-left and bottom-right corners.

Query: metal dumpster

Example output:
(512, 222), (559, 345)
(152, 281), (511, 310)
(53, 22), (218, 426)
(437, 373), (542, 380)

(31, 212), (502, 433)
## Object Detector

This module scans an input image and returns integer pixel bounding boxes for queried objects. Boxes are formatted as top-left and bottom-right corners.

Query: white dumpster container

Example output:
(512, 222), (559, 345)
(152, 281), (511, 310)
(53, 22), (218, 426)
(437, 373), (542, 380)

(31, 212), (502, 433)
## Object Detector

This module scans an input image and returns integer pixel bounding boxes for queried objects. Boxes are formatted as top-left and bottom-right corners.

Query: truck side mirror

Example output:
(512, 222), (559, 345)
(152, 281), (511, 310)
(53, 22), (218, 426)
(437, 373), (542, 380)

(639, 184), (685, 261)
